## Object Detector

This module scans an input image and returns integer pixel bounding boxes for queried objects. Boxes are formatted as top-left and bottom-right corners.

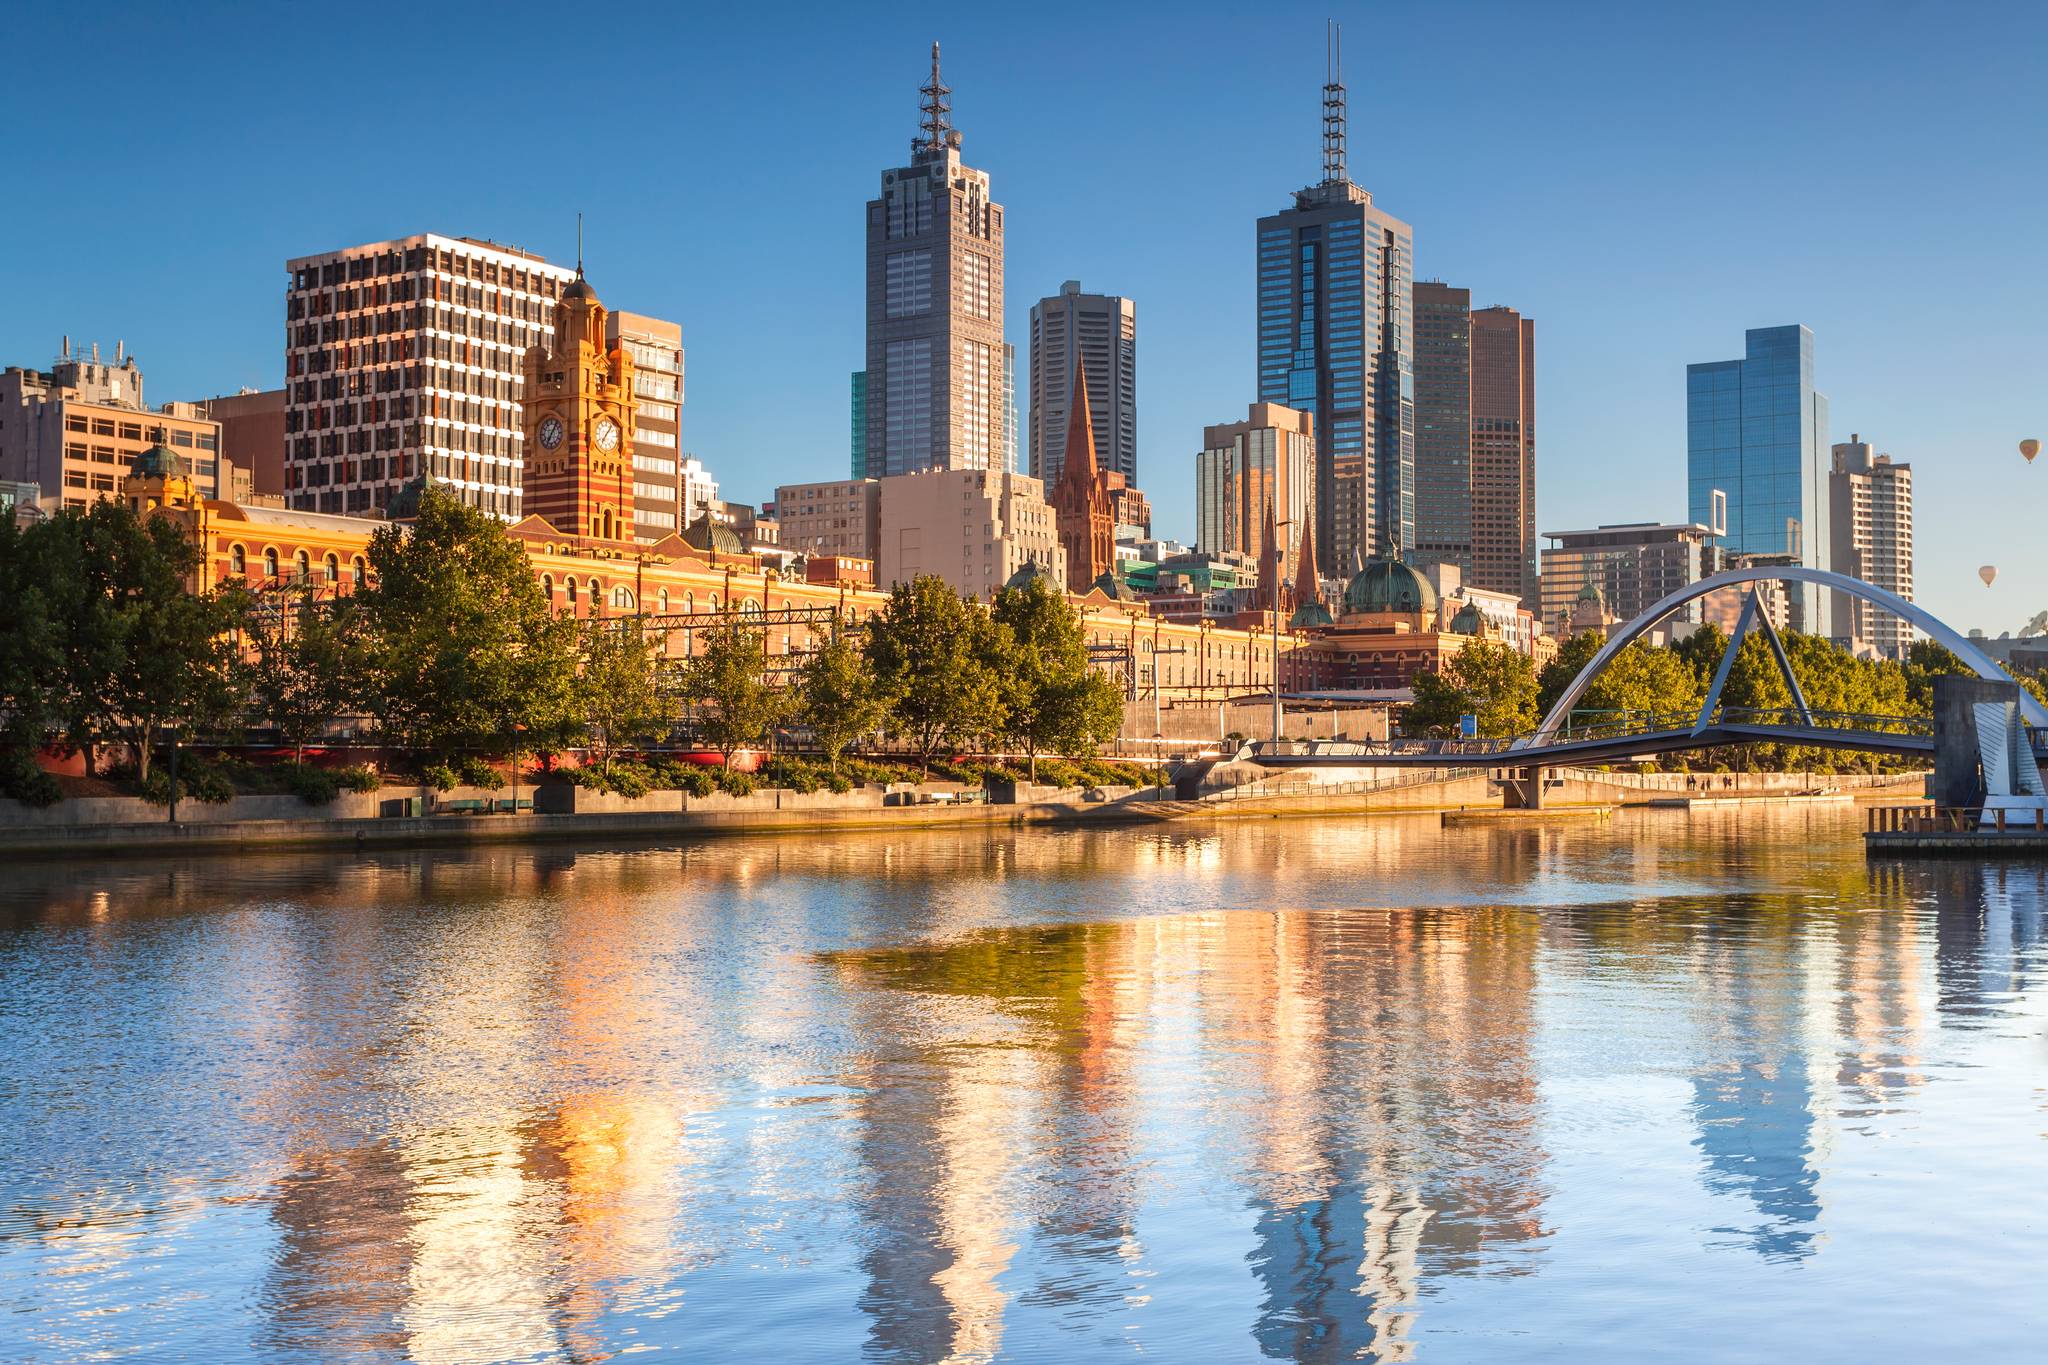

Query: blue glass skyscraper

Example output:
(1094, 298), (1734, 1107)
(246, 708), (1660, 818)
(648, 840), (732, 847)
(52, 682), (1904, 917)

(1255, 31), (1414, 573)
(1686, 325), (1830, 633)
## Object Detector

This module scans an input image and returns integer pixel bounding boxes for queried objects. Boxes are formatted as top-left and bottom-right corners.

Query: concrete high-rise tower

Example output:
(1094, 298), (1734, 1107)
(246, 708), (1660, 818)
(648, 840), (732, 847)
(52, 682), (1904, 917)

(1828, 434), (1913, 658)
(1256, 22), (1414, 573)
(864, 44), (1006, 477)
(1468, 304), (1536, 607)
(1028, 281), (1136, 486)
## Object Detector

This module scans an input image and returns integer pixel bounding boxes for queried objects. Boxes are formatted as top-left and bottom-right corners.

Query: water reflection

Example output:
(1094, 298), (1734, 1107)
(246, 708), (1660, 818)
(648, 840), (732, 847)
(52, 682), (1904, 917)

(0, 812), (2046, 1362)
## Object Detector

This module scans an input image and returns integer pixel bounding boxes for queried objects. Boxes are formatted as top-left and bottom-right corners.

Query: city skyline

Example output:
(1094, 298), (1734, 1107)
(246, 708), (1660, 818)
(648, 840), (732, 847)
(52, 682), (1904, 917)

(2, 1), (2044, 631)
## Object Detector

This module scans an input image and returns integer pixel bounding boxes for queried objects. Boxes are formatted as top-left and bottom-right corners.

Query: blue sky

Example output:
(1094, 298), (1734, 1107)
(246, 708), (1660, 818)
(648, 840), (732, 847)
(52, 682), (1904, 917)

(4, 0), (2043, 633)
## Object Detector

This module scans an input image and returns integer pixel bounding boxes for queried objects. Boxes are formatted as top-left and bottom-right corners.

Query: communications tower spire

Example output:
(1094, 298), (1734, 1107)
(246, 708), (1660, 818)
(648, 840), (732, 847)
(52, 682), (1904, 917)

(1322, 19), (1348, 184)
(918, 41), (954, 156)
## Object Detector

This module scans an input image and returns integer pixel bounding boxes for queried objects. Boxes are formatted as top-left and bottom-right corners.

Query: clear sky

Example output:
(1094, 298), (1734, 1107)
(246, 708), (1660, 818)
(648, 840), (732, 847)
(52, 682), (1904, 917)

(4, 0), (2043, 634)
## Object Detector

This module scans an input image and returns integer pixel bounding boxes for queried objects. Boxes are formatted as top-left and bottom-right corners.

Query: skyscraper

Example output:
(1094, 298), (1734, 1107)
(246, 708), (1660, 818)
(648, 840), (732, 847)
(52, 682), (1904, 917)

(1412, 283), (1471, 574)
(1256, 24), (1414, 573)
(1828, 434), (1913, 658)
(284, 233), (577, 518)
(1195, 402), (1317, 566)
(1028, 281), (1136, 486)
(864, 44), (1006, 477)
(1686, 324), (1830, 634)
(1469, 304), (1536, 607)
(850, 370), (867, 478)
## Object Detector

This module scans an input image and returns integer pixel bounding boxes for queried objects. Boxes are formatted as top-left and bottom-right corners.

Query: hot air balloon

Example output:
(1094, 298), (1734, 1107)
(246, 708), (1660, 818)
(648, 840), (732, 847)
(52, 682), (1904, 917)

(2023, 438), (2041, 464)
(1979, 565), (1998, 587)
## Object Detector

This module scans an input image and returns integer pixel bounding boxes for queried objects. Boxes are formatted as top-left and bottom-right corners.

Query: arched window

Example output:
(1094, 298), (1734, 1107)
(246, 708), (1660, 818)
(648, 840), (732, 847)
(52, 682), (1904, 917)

(263, 548), (279, 578)
(708, 593), (720, 612)
(323, 553), (339, 584)
(295, 550), (311, 581)
(351, 556), (366, 589)
(684, 591), (695, 613)
(658, 588), (669, 613)
(743, 597), (760, 615)
(614, 586), (634, 611)
(566, 578), (578, 606)
(230, 544), (246, 575)
(541, 573), (554, 600)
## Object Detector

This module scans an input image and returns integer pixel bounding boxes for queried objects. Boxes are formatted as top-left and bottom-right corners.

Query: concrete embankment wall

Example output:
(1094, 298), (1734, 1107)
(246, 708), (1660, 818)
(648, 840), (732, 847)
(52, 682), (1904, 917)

(1549, 768), (1925, 805)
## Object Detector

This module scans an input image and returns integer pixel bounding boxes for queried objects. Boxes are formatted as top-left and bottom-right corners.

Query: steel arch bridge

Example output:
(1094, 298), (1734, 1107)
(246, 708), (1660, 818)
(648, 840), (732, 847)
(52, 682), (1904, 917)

(1249, 566), (2048, 771)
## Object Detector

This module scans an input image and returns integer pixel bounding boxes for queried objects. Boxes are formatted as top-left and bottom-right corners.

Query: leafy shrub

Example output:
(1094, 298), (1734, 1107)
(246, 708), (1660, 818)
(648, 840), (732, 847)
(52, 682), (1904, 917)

(680, 766), (717, 797)
(456, 755), (501, 789)
(0, 751), (63, 808)
(716, 768), (755, 797)
(286, 765), (340, 805)
(824, 771), (853, 794)
(764, 757), (822, 793)
(141, 754), (236, 806)
(646, 756), (691, 789)
(608, 762), (654, 799)
(422, 762), (460, 792)
(337, 764), (381, 793)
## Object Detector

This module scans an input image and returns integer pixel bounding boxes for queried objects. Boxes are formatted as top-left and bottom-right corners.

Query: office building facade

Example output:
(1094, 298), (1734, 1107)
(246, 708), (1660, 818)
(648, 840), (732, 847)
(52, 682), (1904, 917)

(284, 233), (578, 518)
(1412, 282), (1471, 575)
(608, 311), (685, 539)
(1196, 402), (1317, 567)
(1539, 522), (1721, 638)
(1256, 43), (1413, 572)
(1686, 324), (1830, 634)
(850, 370), (867, 478)
(1469, 304), (1536, 607)
(1028, 281), (1136, 486)
(1, 343), (224, 513)
(776, 477), (882, 561)
(877, 465), (1063, 598)
(863, 46), (1006, 478)
(1828, 434), (1913, 658)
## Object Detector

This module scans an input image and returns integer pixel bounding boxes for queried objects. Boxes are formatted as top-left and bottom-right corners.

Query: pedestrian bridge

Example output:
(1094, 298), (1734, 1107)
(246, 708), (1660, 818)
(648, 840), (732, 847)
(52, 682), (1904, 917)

(1246, 566), (2048, 772)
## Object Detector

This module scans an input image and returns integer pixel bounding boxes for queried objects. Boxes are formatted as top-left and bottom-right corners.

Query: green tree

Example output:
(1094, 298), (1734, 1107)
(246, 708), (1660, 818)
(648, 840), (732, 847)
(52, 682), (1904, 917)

(1404, 640), (1538, 739)
(1901, 639), (1969, 712)
(578, 614), (671, 775)
(0, 516), (63, 764)
(798, 631), (890, 772)
(862, 575), (1008, 763)
(681, 610), (787, 764)
(1535, 630), (1603, 717)
(1579, 642), (1704, 726)
(990, 577), (1124, 779)
(356, 484), (578, 762)
(240, 579), (364, 766)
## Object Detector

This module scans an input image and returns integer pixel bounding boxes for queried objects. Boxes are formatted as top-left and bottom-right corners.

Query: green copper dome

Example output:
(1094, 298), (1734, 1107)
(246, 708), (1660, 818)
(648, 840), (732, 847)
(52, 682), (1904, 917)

(1003, 560), (1053, 591)
(1342, 554), (1437, 617)
(382, 472), (436, 521)
(682, 512), (745, 557)
(1288, 600), (1335, 630)
(1449, 600), (1485, 635)
(1090, 570), (1139, 603)
(128, 441), (190, 482)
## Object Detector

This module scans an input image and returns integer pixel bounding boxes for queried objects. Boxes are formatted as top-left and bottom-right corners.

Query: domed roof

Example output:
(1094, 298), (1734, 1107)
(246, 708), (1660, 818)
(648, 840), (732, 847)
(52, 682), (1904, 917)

(561, 272), (597, 302)
(1090, 570), (1138, 603)
(128, 441), (189, 482)
(681, 512), (745, 556)
(1003, 560), (1053, 591)
(1343, 551), (1437, 617)
(1288, 600), (1335, 630)
(1576, 581), (1603, 604)
(1449, 600), (1486, 635)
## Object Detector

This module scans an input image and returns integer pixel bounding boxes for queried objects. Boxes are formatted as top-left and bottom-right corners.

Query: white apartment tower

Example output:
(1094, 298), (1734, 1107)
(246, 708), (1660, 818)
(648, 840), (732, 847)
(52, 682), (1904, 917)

(1028, 280), (1137, 486)
(283, 233), (577, 517)
(1828, 434), (1914, 658)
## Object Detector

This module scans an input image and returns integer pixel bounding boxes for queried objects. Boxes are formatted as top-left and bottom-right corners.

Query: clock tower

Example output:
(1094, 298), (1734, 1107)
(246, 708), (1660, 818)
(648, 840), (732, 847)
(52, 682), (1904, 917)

(521, 262), (637, 543)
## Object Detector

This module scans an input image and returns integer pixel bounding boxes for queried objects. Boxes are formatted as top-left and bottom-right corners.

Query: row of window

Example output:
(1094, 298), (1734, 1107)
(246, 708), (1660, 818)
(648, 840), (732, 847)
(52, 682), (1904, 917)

(227, 543), (369, 589)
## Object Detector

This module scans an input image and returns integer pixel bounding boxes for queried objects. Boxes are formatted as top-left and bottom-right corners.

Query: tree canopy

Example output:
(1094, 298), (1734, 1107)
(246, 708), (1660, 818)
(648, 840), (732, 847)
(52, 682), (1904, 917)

(1405, 640), (1538, 739)
(862, 575), (1009, 762)
(990, 577), (1125, 778)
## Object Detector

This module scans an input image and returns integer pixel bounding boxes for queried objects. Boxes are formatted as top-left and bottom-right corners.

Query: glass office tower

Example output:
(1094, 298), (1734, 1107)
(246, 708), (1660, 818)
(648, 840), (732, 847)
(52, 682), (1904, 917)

(1686, 324), (1829, 634)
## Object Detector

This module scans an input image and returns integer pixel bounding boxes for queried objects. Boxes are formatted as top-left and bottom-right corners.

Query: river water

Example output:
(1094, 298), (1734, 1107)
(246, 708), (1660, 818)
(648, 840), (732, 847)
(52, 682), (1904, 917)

(2, 808), (2044, 1363)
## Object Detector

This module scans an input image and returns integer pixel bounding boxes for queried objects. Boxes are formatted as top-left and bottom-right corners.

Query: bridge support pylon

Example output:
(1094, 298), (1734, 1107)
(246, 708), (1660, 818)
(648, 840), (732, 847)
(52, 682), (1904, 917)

(1502, 765), (1546, 809)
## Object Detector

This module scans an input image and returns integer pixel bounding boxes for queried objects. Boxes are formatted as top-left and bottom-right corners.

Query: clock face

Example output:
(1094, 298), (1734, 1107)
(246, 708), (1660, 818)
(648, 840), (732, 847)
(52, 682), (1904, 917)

(593, 417), (621, 453)
(537, 416), (565, 450)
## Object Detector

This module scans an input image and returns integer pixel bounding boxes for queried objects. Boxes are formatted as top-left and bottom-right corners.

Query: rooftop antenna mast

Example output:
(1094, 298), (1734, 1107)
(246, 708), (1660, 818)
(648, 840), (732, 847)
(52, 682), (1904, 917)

(576, 211), (585, 279)
(918, 41), (953, 155)
(1322, 19), (1348, 184)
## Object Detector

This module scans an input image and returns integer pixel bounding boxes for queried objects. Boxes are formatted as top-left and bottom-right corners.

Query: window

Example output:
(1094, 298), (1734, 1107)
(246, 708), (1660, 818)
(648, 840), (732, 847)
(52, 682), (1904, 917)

(566, 578), (578, 605)
(230, 544), (246, 574)
(263, 548), (280, 577)
(324, 553), (339, 583)
(351, 556), (366, 589)
(295, 550), (311, 581)
(613, 586), (634, 611)
(885, 249), (932, 317)
(541, 573), (554, 599)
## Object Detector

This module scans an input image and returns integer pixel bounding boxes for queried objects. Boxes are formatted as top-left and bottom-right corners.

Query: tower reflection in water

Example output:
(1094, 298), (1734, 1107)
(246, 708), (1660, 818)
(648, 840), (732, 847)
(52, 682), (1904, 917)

(0, 815), (2044, 1362)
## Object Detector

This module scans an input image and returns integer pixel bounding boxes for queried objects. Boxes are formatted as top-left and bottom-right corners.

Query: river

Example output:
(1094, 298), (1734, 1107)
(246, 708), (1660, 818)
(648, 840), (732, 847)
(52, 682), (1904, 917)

(1, 807), (2044, 1363)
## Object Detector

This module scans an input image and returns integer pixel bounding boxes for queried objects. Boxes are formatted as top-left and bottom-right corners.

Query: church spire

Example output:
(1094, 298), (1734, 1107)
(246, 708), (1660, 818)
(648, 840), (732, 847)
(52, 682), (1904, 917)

(1062, 358), (1098, 480)
(1292, 512), (1321, 610)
